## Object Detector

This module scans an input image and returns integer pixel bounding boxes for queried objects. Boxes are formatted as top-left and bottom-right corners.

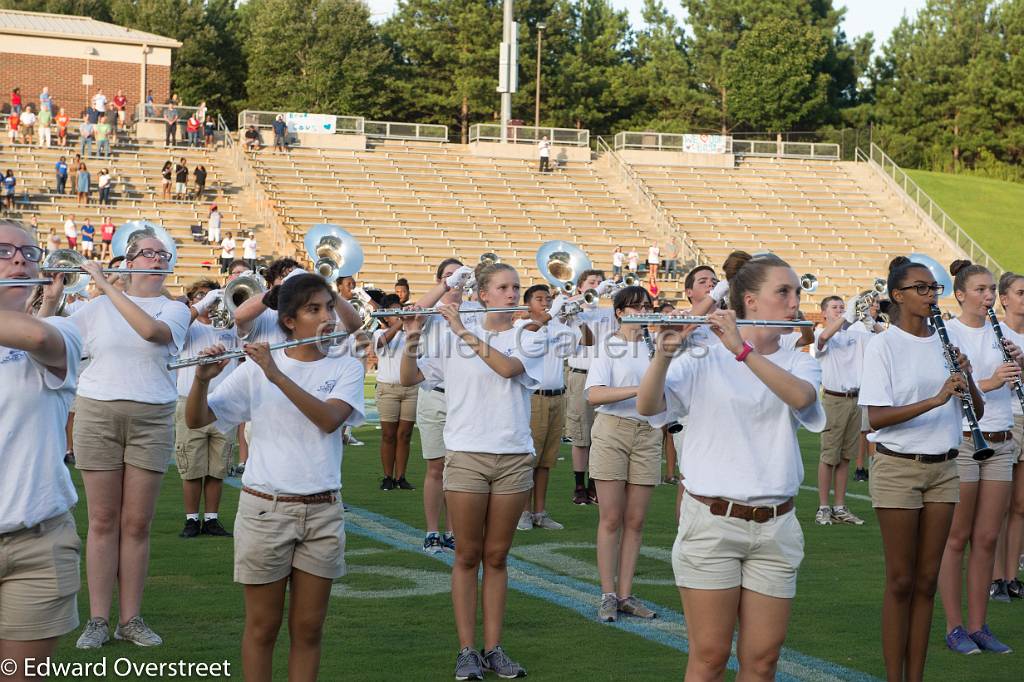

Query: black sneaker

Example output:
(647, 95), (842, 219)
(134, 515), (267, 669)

(1007, 578), (1024, 599)
(380, 476), (395, 491)
(990, 579), (1011, 603)
(64, 451), (75, 465)
(201, 518), (232, 537)
(854, 468), (868, 482)
(572, 486), (589, 505)
(179, 518), (201, 538)
(395, 476), (415, 490)
(587, 479), (599, 505)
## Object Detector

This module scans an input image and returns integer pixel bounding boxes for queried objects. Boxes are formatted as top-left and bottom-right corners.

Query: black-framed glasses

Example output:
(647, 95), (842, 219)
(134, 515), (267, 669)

(130, 248), (173, 263)
(0, 243), (44, 262)
(896, 283), (945, 296)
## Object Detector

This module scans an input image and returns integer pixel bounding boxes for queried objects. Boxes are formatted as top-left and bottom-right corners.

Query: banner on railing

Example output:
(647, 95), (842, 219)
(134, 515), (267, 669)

(682, 134), (729, 154)
(285, 112), (337, 135)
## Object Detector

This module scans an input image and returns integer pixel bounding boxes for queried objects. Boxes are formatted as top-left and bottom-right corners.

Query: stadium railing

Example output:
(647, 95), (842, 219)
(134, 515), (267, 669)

(236, 110), (364, 139)
(136, 102), (204, 124)
(857, 143), (1003, 274)
(612, 131), (733, 153)
(470, 124), (589, 147)
(363, 120), (448, 142)
(733, 139), (840, 160)
(595, 136), (708, 269)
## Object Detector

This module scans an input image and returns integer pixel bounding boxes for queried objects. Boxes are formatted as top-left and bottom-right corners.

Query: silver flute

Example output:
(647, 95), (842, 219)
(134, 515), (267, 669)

(42, 267), (170, 275)
(167, 330), (351, 370)
(0, 278), (52, 287)
(369, 306), (528, 318)
(621, 314), (813, 327)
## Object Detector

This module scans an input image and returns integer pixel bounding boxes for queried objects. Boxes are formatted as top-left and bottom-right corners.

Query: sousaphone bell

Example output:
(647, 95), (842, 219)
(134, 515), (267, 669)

(536, 240), (592, 294)
(303, 224), (364, 280)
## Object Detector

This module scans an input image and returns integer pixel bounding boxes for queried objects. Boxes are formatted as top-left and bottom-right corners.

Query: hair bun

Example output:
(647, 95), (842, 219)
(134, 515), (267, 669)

(722, 251), (753, 281)
(949, 259), (972, 276)
(262, 285), (281, 311)
(888, 256), (910, 273)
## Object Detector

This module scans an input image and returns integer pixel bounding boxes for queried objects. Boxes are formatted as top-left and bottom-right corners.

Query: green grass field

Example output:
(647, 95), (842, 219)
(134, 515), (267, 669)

(53, 425), (1023, 681)
(906, 170), (1024, 273)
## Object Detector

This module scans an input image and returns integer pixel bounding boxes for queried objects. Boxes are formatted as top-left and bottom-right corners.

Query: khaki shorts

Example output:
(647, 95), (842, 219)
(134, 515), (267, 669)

(589, 413), (662, 486)
(861, 406), (871, 433)
(820, 393), (861, 466)
(870, 452), (959, 509)
(957, 435), (1016, 483)
(1014, 414), (1024, 462)
(376, 381), (418, 423)
(234, 491), (346, 584)
(673, 493), (803, 599)
(530, 392), (566, 469)
(0, 512), (80, 640)
(443, 451), (534, 495)
(416, 388), (447, 460)
(74, 396), (175, 473)
(174, 398), (230, 480)
(564, 368), (595, 446)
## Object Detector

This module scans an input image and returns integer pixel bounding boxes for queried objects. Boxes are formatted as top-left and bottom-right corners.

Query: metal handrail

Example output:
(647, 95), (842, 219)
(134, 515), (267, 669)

(236, 110), (364, 136)
(470, 124), (589, 147)
(732, 139), (839, 160)
(613, 131), (733, 154)
(363, 120), (448, 142)
(595, 136), (708, 267)
(217, 113), (233, 149)
(856, 144), (1002, 274)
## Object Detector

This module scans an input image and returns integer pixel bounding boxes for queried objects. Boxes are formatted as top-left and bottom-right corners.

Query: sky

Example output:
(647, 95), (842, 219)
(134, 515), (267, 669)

(364, 0), (931, 46)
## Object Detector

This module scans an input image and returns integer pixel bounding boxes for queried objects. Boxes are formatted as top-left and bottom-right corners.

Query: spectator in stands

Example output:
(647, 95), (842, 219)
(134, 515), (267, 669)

(204, 116), (216, 148)
(47, 230), (61, 255)
(54, 156), (69, 196)
(95, 116), (111, 159)
(99, 216), (115, 261)
(174, 158), (189, 200)
(160, 160), (173, 200)
(79, 119), (94, 158)
(662, 239), (679, 279)
(7, 110), (19, 145)
(64, 215), (77, 249)
(220, 231), (236, 273)
(145, 90), (155, 118)
(10, 87), (21, 115)
(243, 232), (258, 270)
(27, 215), (38, 237)
(91, 89), (107, 115)
(2, 170), (14, 210)
(207, 204), (222, 245)
(627, 248), (639, 275)
(39, 86), (51, 113)
(80, 218), (95, 258)
(272, 114), (288, 152)
(84, 103), (100, 124)
(19, 105), (36, 145)
(612, 246), (624, 281)
(243, 125), (262, 150)
(164, 103), (179, 146)
(395, 278), (410, 305)
(38, 103), (52, 148)
(56, 107), (70, 147)
(98, 168), (113, 206)
(113, 89), (127, 132)
(76, 163), (91, 206)
(647, 242), (660, 283)
(186, 113), (201, 148)
(538, 134), (551, 172)
(194, 165), (207, 202)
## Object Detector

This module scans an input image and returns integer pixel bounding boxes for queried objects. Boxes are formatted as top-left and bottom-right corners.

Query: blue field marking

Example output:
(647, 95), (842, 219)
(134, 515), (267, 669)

(224, 478), (880, 681)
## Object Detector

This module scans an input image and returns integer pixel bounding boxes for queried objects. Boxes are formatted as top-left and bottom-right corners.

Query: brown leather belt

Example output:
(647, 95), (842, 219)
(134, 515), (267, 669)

(964, 430), (1013, 443)
(243, 486), (337, 504)
(824, 389), (859, 398)
(568, 367), (588, 374)
(877, 443), (958, 463)
(688, 493), (794, 523)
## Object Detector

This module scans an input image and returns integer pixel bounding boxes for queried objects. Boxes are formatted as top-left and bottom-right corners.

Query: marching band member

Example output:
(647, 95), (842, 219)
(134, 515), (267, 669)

(185, 273), (365, 682)
(992, 271), (1024, 600)
(70, 234), (191, 649)
(813, 295), (869, 527)
(174, 279), (238, 539)
(0, 220), (83, 667)
(855, 296), (885, 482)
(400, 263), (542, 681)
(586, 285), (664, 623)
(637, 251), (825, 681)
(373, 293), (418, 491)
(859, 257), (983, 678)
(938, 260), (1020, 655)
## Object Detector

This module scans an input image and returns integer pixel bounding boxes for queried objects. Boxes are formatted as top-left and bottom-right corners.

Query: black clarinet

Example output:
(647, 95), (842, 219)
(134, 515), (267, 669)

(641, 324), (682, 433)
(986, 307), (1024, 414)
(930, 304), (994, 461)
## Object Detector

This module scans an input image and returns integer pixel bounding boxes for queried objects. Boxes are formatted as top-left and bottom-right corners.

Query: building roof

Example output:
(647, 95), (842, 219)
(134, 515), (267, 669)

(0, 9), (181, 48)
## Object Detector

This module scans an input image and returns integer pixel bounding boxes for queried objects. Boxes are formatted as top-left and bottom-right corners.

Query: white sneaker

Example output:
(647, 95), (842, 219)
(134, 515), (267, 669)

(75, 617), (109, 649)
(532, 512), (564, 530)
(831, 505), (865, 526)
(114, 616), (162, 646)
(815, 506), (833, 526)
(516, 511), (533, 531)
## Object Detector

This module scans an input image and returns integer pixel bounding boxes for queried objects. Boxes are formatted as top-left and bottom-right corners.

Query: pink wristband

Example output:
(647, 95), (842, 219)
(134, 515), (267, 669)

(735, 341), (754, 362)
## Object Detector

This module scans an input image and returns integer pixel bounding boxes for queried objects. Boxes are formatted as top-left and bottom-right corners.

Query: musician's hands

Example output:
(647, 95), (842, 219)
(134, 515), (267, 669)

(41, 272), (65, 304)
(79, 259), (116, 292)
(195, 343), (231, 381)
(1003, 338), (1024, 367)
(707, 309), (743, 354)
(989, 361), (1022, 388)
(193, 288), (223, 315)
(954, 347), (972, 376)
(935, 373), (970, 405)
(437, 302), (465, 334)
(401, 307), (427, 334)
(244, 342), (281, 382)
(654, 311), (698, 356)
(547, 295), (568, 322)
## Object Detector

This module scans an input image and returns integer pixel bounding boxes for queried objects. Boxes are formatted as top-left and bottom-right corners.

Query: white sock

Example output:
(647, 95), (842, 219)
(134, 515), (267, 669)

(204, 513), (218, 521)
(186, 513), (199, 521)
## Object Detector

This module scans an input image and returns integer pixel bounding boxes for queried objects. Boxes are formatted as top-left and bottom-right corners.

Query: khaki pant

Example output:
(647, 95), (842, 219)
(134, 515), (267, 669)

(957, 435), (1016, 483)
(588, 413), (662, 486)
(564, 368), (595, 446)
(376, 381), (418, 423)
(416, 388), (447, 460)
(530, 392), (565, 469)
(443, 451), (534, 494)
(174, 397), (231, 480)
(819, 393), (861, 466)
(870, 453), (959, 509)
(73, 396), (175, 473)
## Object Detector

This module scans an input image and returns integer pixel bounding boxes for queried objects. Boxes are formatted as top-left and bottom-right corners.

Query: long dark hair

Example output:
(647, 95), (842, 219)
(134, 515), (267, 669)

(265, 273), (336, 336)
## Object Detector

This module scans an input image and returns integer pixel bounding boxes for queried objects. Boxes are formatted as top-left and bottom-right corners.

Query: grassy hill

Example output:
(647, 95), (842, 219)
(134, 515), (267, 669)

(906, 169), (1024, 272)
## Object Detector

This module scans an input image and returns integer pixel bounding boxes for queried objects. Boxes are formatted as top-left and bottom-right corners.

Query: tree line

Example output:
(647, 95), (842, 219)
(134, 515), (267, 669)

(5, 0), (1024, 179)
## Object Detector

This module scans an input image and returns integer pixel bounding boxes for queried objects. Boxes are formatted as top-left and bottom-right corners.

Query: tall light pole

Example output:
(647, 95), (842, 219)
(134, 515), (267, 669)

(498, 0), (517, 143)
(534, 22), (545, 130)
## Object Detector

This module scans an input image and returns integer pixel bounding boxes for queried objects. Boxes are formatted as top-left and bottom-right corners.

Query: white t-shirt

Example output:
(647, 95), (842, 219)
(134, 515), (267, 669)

(585, 334), (665, 422)
(627, 252), (639, 269)
(648, 245), (660, 265)
(220, 237), (235, 259)
(1000, 322), (1024, 416)
(779, 331), (801, 351)
(814, 324), (870, 392)
(92, 93), (107, 111)
(208, 350), (365, 494)
(945, 317), (1013, 431)
(612, 251), (625, 268)
(538, 140), (550, 158)
(568, 306), (616, 370)
(373, 328), (407, 384)
(19, 111), (36, 126)
(243, 238), (257, 260)
(240, 307), (287, 345)
(516, 317), (581, 391)
(71, 294), (190, 403)
(209, 211), (222, 231)
(63, 219), (76, 238)
(175, 321), (239, 398)
(859, 326), (964, 454)
(0, 317), (81, 532)
(417, 321), (543, 454)
(98, 173), (111, 189)
(656, 343), (825, 504)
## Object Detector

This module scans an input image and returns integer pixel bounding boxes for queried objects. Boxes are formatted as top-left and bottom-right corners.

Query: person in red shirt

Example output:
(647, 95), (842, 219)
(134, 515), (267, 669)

(10, 87), (22, 114)
(99, 216), (115, 261)
(186, 115), (201, 148)
(113, 90), (127, 132)
(56, 108), (70, 147)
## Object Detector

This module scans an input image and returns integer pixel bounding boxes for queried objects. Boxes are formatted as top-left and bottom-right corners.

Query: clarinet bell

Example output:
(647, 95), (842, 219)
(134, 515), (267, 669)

(970, 429), (994, 461)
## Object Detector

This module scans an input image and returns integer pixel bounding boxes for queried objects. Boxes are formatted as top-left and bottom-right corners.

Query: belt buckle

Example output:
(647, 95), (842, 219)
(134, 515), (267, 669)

(751, 506), (774, 523)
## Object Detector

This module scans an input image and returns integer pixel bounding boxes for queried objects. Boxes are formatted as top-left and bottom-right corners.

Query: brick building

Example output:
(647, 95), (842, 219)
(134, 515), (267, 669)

(0, 9), (180, 119)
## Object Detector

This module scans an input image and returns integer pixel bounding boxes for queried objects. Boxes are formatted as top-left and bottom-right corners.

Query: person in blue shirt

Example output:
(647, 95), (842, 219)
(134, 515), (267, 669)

(56, 157), (69, 195)
(3, 170), (16, 210)
(272, 115), (288, 152)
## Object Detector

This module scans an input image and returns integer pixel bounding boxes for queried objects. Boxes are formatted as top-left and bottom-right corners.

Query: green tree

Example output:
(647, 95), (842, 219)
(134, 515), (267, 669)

(0, 0), (113, 22)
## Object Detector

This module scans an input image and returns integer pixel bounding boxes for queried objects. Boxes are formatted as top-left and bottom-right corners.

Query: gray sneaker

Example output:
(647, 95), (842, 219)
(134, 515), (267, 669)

(531, 512), (564, 530)
(831, 506), (865, 526)
(114, 616), (162, 646)
(516, 511), (533, 531)
(75, 617), (109, 649)
(618, 595), (657, 619)
(455, 646), (484, 681)
(598, 592), (618, 622)
(815, 506), (833, 526)
(482, 645), (527, 679)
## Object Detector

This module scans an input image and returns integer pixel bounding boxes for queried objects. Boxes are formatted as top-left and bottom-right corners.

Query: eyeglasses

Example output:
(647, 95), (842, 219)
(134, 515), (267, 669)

(0, 243), (44, 262)
(130, 248), (173, 263)
(625, 304), (654, 312)
(895, 283), (945, 296)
